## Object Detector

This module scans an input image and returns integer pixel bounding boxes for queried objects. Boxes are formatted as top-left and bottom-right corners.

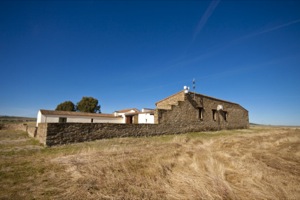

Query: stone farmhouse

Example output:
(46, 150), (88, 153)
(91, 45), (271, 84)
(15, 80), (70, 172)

(155, 87), (249, 130)
(33, 87), (248, 146)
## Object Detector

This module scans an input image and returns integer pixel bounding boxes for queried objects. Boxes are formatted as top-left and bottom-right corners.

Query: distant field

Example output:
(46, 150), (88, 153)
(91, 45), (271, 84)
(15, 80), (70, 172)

(0, 126), (299, 199)
(0, 116), (36, 123)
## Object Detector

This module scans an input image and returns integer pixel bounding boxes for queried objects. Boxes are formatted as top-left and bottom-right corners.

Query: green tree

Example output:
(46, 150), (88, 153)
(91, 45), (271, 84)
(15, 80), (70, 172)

(76, 97), (101, 113)
(55, 101), (76, 111)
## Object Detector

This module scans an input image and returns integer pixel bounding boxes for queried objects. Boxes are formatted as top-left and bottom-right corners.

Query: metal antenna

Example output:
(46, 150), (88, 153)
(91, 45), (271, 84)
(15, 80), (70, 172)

(192, 78), (196, 100)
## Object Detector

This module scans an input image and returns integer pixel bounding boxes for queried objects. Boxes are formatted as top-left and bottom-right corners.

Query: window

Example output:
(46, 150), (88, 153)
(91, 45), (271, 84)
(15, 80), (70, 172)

(59, 117), (67, 123)
(212, 110), (217, 121)
(222, 111), (228, 121)
(198, 107), (203, 120)
(91, 118), (94, 123)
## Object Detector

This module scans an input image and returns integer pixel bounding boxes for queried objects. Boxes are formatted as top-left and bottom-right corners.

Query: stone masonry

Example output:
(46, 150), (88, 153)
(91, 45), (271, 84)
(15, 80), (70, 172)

(156, 91), (249, 130)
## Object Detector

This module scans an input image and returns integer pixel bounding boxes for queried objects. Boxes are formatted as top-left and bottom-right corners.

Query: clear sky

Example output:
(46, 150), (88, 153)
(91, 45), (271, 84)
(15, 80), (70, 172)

(1, 0), (300, 125)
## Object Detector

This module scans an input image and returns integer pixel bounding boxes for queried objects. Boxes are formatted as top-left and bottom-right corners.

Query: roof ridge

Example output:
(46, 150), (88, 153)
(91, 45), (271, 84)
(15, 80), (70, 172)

(39, 110), (121, 118)
(155, 90), (184, 105)
(115, 108), (140, 113)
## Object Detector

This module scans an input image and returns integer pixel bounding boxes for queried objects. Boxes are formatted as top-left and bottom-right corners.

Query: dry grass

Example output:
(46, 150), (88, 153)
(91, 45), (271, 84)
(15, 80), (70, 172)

(0, 126), (299, 199)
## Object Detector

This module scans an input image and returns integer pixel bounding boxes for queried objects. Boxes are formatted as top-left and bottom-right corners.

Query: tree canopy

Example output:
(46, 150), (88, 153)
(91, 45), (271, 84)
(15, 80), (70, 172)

(76, 97), (101, 113)
(55, 101), (76, 111)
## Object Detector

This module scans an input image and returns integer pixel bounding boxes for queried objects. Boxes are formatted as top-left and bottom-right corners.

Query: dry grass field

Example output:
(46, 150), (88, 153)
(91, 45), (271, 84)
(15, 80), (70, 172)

(0, 126), (299, 199)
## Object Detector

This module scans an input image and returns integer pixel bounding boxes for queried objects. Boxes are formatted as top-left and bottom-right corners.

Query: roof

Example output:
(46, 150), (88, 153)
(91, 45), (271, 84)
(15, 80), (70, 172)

(39, 110), (122, 118)
(155, 90), (183, 105)
(125, 110), (155, 116)
(191, 92), (240, 106)
(141, 108), (154, 111)
(140, 108), (154, 113)
(115, 108), (140, 113)
(155, 90), (248, 111)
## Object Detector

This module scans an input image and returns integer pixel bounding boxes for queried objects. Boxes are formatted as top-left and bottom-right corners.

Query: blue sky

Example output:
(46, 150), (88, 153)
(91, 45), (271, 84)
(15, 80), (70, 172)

(1, 0), (300, 125)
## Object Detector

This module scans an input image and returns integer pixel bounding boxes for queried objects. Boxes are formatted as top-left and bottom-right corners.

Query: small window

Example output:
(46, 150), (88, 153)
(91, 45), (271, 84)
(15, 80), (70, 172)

(223, 111), (228, 121)
(212, 110), (217, 121)
(59, 117), (67, 123)
(198, 107), (203, 120)
(91, 118), (94, 123)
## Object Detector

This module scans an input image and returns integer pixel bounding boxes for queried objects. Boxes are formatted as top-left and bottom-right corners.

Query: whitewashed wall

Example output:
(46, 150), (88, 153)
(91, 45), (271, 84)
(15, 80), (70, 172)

(114, 113), (126, 123)
(138, 113), (154, 124)
(37, 111), (123, 125)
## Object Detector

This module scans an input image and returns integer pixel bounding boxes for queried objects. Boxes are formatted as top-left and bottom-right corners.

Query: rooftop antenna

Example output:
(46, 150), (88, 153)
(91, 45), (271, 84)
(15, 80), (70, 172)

(192, 78), (196, 100)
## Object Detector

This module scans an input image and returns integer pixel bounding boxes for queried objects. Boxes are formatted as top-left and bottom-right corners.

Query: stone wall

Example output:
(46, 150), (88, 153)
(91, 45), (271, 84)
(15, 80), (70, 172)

(26, 126), (37, 137)
(0, 123), (28, 131)
(36, 120), (248, 146)
(154, 91), (185, 123)
(36, 123), (47, 145)
(156, 91), (185, 110)
(43, 123), (158, 146)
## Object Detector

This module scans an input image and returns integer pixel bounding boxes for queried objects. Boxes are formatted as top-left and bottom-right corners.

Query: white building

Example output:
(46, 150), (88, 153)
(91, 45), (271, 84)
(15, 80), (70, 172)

(138, 108), (155, 124)
(37, 110), (123, 126)
(114, 108), (155, 124)
(37, 108), (155, 126)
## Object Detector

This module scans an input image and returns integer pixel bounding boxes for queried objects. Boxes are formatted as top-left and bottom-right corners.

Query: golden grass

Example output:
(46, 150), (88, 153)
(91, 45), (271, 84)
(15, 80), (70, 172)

(0, 126), (299, 199)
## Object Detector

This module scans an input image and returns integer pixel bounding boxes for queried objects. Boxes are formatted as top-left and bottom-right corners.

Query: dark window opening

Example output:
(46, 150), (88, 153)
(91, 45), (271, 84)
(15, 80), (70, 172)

(198, 107), (203, 120)
(222, 111), (228, 121)
(59, 117), (67, 123)
(212, 110), (217, 121)
(91, 118), (94, 123)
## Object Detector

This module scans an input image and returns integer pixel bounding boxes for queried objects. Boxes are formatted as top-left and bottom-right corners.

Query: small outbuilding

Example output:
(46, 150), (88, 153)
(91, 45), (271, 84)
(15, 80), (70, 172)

(114, 108), (155, 124)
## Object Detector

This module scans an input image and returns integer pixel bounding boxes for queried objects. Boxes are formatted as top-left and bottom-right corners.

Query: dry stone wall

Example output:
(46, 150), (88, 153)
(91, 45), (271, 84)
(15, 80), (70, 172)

(37, 120), (246, 146)
(0, 123), (28, 131)
(0, 123), (38, 137)
(27, 126), (37, 137)
(36, 123), (47, 145)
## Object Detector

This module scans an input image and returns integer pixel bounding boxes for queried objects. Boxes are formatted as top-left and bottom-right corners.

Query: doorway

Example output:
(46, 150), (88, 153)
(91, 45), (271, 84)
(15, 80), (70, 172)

(126, 116), (133, 124)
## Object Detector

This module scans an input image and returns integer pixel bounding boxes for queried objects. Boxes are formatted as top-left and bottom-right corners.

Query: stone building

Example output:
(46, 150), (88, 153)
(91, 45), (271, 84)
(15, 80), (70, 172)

(32, 88), (249, 146)
(155, 88), (249, 130)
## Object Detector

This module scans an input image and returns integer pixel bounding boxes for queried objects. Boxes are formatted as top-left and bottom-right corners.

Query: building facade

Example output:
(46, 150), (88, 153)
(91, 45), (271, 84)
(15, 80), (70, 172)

(37, 108), (155, 126)
(33, 88), (249, 146)
(155, 89), (249, 130)
(37, 110), (123, 125)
